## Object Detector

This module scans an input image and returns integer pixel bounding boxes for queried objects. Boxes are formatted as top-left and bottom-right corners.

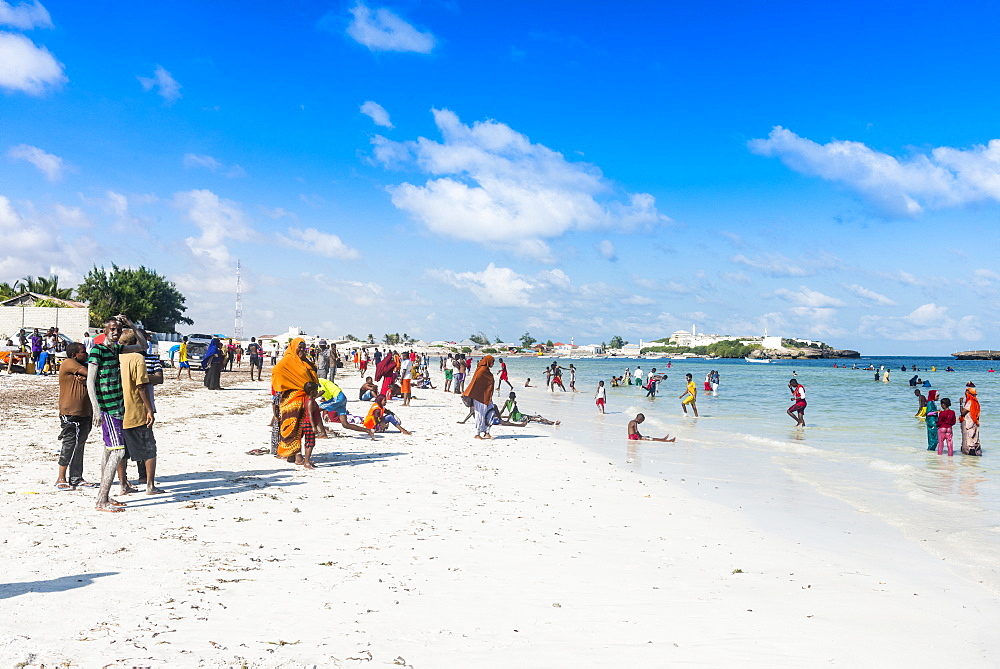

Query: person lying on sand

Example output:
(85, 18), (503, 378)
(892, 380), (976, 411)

(627, 413), (675, 442)
(499, 392), (560, 425)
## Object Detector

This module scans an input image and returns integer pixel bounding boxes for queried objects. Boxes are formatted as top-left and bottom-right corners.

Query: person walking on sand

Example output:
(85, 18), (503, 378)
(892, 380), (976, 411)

(315, 340), (333, 382)
(246, 337), (263, 381)
(627, 414), (675, 442)
(176, 336), (193, 380)
(495, 357), (514, 393)
(54, 343), (95, 491)
(272, 337), (319, 463)
(680, 373), (699, 417)
(464, 355), (497, 439)
(595, 380), (607, 414)
(87, 315), (148, 512)
(787, 378), (806, 427)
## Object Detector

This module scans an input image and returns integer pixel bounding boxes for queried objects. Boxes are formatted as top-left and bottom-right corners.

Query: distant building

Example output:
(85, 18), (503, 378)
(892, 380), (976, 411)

(0, 292), (90, 341)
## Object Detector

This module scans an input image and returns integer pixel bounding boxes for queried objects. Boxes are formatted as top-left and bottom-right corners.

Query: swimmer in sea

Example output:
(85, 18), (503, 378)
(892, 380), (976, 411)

(627, 413), (675, 442)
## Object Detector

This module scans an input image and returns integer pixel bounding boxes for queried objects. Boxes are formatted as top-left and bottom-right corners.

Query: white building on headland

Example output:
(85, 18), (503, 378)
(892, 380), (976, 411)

(669, 325), (791, 352)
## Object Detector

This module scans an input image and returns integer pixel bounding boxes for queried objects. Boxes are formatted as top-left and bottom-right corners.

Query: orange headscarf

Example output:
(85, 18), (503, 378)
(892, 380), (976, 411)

(965, 388), (980, 425)
(463, 355), (495, 406)
(272, 337), (318, 392)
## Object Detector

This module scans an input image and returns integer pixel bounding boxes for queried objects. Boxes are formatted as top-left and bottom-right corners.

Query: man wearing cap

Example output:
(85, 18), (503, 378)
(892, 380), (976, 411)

(316, 340), (333, 381)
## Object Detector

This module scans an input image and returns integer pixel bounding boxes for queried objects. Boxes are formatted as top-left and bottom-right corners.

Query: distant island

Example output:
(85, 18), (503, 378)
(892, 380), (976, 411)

(952, 350), (1000, 360)
(638, 327), (859, 359)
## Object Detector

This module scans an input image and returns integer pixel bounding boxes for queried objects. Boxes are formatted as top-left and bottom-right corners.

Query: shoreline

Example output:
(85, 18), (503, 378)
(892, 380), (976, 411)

(2, 369), (999, 665)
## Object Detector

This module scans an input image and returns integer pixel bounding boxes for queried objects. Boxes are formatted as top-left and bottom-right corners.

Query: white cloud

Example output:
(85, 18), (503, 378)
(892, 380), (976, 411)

(345, 2), (435, 53)
(360, 100), (393, 128)
(749, 126), (1000, 217)
(276, 227), (360, 260)
(596, 239), (616, 260)
(0, 1), (52, 29)
(972, 269), (1000, 288)
(173, 189), (251, 269)
(138, 65), (181, 104)
(860, 303), (981, 342)
(732, 252), (808, 277)
(844, 282), (896, 306)
(374, 109), (667, 260)
(183, 153), (221, 171)
(774, 286), (846, 308)
(0, 31), (64, 95)
(622, 295), (654, 305)
(53, 204), (89, 227)
(183, 153), (246, 177)
(8, 143), (65, 180)
(429, 263), (537, 308)
(0, 194), (94, 278)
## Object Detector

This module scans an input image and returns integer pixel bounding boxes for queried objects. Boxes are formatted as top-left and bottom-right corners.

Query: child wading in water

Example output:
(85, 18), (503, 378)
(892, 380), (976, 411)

(595, 380), (607, 414)
(934, 397), (957, 456)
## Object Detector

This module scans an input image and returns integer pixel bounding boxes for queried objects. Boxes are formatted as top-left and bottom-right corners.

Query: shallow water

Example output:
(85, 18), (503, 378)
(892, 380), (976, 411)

(486, 355), (1000, 589)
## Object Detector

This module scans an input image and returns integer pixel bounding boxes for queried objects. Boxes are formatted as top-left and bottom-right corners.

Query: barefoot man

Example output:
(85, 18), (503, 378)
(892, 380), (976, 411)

(88, 315), (148, 512)
(787, 378), (807, 427)
(119, 329), (163, 495)
(627, 413), (675, 442)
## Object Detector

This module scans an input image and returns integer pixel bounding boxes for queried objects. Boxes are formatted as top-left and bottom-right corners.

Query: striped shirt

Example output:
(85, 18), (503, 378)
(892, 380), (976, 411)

(88, 343), (125, 416)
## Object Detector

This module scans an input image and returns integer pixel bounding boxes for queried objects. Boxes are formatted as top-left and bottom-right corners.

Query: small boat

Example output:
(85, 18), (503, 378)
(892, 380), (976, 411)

(745, 357), (772, 363)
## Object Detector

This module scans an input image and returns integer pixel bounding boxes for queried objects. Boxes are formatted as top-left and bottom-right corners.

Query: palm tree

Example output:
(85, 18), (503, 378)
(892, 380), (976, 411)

(16, 275), (74, 299)
(0, 282), (16, 299)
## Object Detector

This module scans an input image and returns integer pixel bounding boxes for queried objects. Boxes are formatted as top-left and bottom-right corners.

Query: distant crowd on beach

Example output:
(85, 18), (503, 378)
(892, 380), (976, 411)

(42, 318), (986, 514)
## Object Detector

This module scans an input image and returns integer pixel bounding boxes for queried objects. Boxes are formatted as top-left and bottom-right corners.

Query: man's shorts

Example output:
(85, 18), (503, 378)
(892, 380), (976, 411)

(682, 395), (696, 405)
(596, 398), (605, 407)
(179, 361), (190, 369)
(123, 425), (157, 461)
(250, 355), (262, 368)
(628, 433), (640, 440)
(790, 400), (807, 412)
(101, 413), (125, 451)
(401, 378), (411, 394)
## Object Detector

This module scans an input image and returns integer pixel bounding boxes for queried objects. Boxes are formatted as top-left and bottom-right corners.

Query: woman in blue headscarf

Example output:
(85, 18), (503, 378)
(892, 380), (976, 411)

(202, 337), (224, 390)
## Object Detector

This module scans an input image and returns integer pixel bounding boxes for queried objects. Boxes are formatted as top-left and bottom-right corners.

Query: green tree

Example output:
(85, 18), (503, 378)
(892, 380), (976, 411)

(76, 264), (193, 332)
(366, 333), (375, 344)
(545, 339), (554, 347)
(519, 331), (537, 348)
(469, 331), (489, 346)
(0, 282), (17, 299)
(608, 335), (628, 349)
(494, 335), (503, 344)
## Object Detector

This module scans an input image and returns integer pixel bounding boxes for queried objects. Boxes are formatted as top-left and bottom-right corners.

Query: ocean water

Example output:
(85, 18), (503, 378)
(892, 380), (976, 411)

(484, 355), (1000, 589)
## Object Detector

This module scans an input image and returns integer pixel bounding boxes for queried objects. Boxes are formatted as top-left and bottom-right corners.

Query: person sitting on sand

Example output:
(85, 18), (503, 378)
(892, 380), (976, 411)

(499, 392), (559, 425)
(363, 394), (411, 435)
(627, 414), (675, 442)
(359, 377), (378, 401)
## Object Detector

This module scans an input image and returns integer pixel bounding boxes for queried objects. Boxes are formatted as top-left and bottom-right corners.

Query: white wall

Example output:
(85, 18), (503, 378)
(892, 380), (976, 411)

(0, 307), (90, 341)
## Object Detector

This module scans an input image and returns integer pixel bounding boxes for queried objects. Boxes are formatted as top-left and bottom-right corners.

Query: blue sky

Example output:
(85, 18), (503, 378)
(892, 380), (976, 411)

(2, 0), (999, 353)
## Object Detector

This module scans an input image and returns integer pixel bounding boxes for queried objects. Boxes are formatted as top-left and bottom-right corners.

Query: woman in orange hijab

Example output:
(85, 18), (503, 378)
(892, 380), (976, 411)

(272, 338), (319, 460)
(961, 385), (982, 456)
(462, 355), (495, 439)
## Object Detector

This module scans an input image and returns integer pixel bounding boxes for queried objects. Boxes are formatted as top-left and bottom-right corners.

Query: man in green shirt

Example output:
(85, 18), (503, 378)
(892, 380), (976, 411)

(87, 315), (147, 513)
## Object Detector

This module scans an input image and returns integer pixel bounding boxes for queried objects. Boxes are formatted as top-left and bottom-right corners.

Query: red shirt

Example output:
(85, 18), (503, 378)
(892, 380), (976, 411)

(937, 409), (956, 428)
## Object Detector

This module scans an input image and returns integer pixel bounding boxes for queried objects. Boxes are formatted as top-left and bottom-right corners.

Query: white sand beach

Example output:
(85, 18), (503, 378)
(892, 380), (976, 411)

(2, 370), (999, 667)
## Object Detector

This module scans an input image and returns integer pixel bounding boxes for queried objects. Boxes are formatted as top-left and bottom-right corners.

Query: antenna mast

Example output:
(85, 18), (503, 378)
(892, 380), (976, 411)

(234, 259), (244, 339)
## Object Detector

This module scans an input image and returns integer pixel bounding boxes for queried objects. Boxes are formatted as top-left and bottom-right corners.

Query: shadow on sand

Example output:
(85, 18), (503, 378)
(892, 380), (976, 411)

(0, 572), (117, 600)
